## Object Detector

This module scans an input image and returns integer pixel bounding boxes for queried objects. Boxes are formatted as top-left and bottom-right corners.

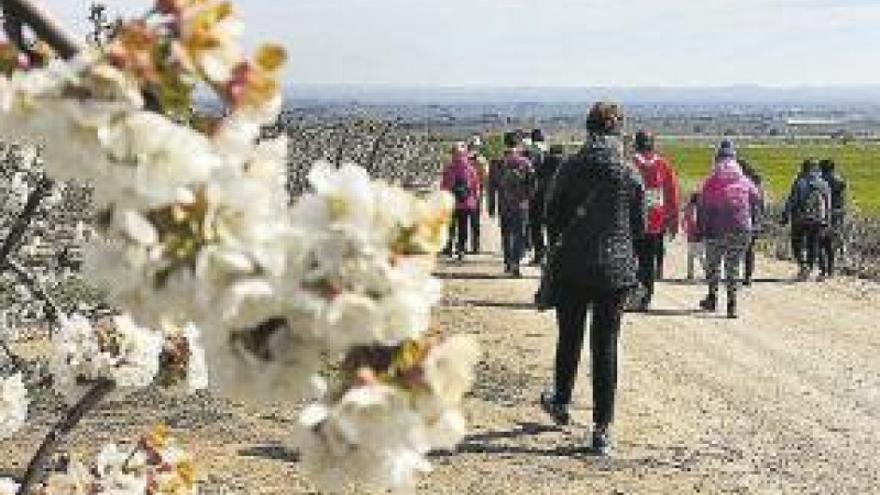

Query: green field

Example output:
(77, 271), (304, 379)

(658, 140), (880, 214)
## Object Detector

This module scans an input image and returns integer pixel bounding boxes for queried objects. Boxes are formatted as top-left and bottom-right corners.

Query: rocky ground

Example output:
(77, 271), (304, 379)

(3, 218), (880, 494)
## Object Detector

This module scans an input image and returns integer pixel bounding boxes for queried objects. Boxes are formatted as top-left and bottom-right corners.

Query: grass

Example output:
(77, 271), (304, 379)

(658, 140), (880, 215)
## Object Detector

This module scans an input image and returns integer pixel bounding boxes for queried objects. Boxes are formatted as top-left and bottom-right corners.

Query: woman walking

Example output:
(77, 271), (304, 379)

(441, 142), (481, 260)
(697, 140), (763, 318)
(540, 102), (644, 456)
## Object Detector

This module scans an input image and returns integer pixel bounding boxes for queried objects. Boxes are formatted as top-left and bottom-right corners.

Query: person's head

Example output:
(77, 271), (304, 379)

(503, 131), (520, 149)
(586, 101), (624, 136)
(531, 128), (545, 143)
(819, 158), (836, 174)
(690, 191), (701, 204)
(801, 158), (820, 175)
(451, 142), (468, 160)
(467, 134), (483, 151)
(634, 130), (655, 153)
(715, 139), (736, 161)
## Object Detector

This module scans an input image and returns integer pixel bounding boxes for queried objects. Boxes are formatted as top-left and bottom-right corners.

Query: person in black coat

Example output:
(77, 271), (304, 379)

(528, 143), (565, 265)
(540, 102), (644, 456)
(819, 159), (847, 278)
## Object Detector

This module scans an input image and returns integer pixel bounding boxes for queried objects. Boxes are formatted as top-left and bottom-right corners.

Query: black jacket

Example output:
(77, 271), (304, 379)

(545, 135), (644, 292)
(821, 171), (847, 212)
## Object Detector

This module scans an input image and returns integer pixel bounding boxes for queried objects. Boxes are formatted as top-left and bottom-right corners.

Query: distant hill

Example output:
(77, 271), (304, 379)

(288, 84), (880, 106)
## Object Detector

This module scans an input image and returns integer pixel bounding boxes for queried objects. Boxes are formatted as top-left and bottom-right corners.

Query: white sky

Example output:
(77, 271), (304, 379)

(46, 0), (880, 87)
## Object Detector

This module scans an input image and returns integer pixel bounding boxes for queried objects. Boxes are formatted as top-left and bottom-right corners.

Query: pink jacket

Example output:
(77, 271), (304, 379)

(441, 150), (481, 211)
(698, 158), (763, 238)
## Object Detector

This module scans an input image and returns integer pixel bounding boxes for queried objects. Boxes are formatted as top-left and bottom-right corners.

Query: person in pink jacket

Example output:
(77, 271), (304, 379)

(441, 142), (481, 260)
(681, 191), (705, 281)
(697, 139), (763, 318)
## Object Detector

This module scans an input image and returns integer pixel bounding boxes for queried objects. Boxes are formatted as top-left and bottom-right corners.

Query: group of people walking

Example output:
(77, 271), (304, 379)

(440, 101), (850, 457)
(440, 128), (564, 276)
(781, 158), (848, 281)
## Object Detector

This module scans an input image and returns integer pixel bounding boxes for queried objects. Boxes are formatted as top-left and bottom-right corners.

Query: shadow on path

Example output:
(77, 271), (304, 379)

(431, 422), (589, 459)
(660, 277), (798, 286)
(434, 272), (539, 281)
(636, 308), (706, 317)
(446, 299), (539, 311)
(238, 444), (299, 464)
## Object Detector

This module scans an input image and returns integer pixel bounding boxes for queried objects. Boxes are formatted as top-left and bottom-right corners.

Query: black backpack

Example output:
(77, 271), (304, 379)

(452, 175), (470, 202)
(799, 182), (827, 224)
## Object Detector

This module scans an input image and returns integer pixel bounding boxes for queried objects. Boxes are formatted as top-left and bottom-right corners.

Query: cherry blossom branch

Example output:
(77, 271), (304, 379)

(1, 0), (83, 59)
(16, 378), (116, 495)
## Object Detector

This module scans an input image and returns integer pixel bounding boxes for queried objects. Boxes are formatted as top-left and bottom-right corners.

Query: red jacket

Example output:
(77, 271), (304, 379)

(634, 152), (680, 235)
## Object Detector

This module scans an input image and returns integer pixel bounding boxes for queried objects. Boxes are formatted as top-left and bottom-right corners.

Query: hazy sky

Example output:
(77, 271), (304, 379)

(48, 0), (880, 87)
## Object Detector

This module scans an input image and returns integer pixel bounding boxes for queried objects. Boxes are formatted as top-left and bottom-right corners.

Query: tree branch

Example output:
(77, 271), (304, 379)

(5, 259), (62, 331)
(0, 175), (53, 272)
(1, 0), (83, 59)
(16, 379), (116, 495)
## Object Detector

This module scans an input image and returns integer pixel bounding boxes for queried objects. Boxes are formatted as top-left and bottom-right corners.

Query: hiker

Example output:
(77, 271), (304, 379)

(818, 159), (848, 278)
(782, 159), (831, 280)
(524, 129), (547, 260)
(467, 135), (490, 254)
(698, 140), (763, 319)
(681, 191), (705, 281)
(488, 131), (534, 277)
(441, 142), (481, 261)
(541, 102), (644, 456)
(632, 130), (679, 310)
(528, 140), (564, 266)
(739, 159), (766, 286)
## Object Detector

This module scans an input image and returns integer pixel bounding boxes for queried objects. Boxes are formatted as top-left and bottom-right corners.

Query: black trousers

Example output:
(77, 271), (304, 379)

(554, 287), (626, 426)
(791, 223), (822, 270)
(744, 236), (756, 281)
(819, 227), (841, 276)
(469, 209), (481, 252)
(445, 210), (470, 254)
(636, 234), (665, 301)
(529, 198), (546, 260)
(656, 241), (666, 278)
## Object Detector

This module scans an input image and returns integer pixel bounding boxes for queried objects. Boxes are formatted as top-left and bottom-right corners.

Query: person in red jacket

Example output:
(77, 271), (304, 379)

(441, 142), (481, 261)
(632, 130), (680, 311)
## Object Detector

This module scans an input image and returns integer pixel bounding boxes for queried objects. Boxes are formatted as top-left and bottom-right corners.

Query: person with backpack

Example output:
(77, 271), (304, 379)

(782, 159), (831, 281)
(818, 159), (847, 279)
(540, 102), (644, 457)
(681, 191), (705, 281)
(467, 135), (490, 254)
(527, 138), (564, 266)
(632, 130), (680, 311)
(739, 159), (766, 286)
(441, 142), (481, 261)
(488, 131), (534, 277)
(698, 140), (763, 319)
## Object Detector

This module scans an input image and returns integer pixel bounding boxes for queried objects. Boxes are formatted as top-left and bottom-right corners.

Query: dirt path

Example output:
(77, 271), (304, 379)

(3, 218), (880, 494)
(424, 219), (880, 494)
